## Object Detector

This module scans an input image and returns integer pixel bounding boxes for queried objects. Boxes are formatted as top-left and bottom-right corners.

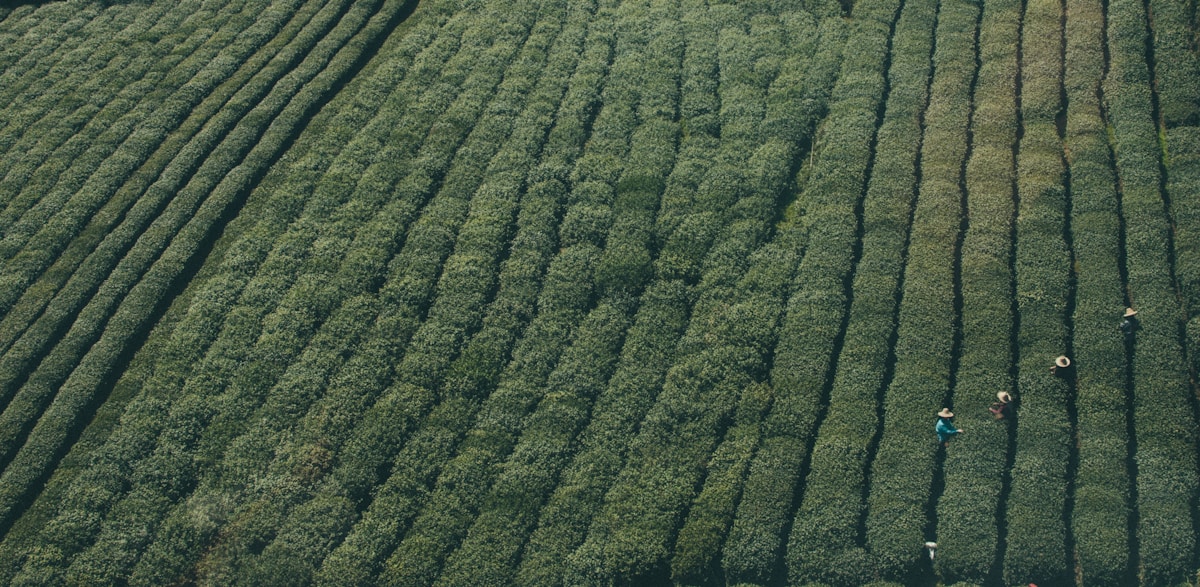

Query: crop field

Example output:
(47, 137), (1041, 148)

(0, 0), (1199, 584)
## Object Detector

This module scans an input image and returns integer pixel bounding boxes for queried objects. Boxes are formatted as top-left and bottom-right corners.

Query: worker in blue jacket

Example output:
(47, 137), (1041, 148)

(936, 408), (963, 447)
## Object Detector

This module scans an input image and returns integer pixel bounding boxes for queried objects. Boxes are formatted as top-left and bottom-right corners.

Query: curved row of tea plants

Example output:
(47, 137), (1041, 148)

(0, 0), (425, 581)
(776, 0), (935, 582)
(0, 0), (415, 549)
(1105, 0), (1200, 579)
(932, 0), (1019, 579)
(1003, 0), (1072, 580)
(1063, 0), (1134, 579)
(864, 0), (979, 580)
(79, 1), (565, 583)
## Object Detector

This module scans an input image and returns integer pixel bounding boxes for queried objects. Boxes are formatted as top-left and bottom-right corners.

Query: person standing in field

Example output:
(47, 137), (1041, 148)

(1050, 355), (1072, 378)
(989, 391), (1013, 420)
(1119, 307), (1139, 342)
(936, 408), (963, 447)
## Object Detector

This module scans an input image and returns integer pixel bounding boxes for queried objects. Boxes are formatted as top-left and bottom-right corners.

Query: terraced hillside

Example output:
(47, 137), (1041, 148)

(0, 0), (1198, 584)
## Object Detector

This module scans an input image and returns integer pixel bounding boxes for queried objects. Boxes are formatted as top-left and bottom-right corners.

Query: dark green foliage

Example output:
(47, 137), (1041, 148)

(864, 0), (978, 581)
(933, 0), (1019, 579)
(1002, 0), (1072, 583)
(718, 14), (854, 586)
(778, 0), (933, 583)
(670, 383), (770, 585)
(1147, 0), (1200, 127)
(1064, 0), (1133, 581)
(2, 0), (1199, 584)
(1105, 0), (1200, 580)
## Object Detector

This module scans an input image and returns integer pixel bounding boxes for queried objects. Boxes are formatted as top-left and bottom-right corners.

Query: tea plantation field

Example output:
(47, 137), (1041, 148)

(0, 0), (1199, 584)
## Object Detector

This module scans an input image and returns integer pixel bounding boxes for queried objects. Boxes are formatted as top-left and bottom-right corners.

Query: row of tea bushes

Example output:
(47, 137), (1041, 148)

(120, 1), (564, 584)
(0, 0), (412, 544)
(781, 0), (935, 582)
(1063, 0), (1134, 579)
(1105, 0), (1200, 578)
(517, 3), (747, 583)
(864, 0), (979, 580)
(0, 0), (430, 582)
(931, 0), (1018, 578)
(1003, 0), (1072, 580)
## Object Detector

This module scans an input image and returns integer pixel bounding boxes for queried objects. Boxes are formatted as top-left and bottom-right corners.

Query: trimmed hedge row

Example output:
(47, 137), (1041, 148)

(0, 4), (50, 67)
(1003, 0), (1071, 581)
(0, 0), (177, 218)
(373, 2), (682, 582)
(0, 0), (419, 574)
(705, 12), (849, 580)
(513, 5), (729, 583)
(670, 382), (771, 586)
(864, 0), (979, 580)
(432, 12), (686, 587)
(305, 171), (570, 587)
(401, 297), (634, 587)
(0, 0), (294, 339)
(0, 0), (193, 205)
(1064, 0), (1134, 579)
(1169, 127), (1200, 383)
(0, 0), (352, 466)
(932, 0), (1020, 579)
(668, 12), (841, 587)
(119, 3), (560, 584)
(1105, 0), (1200, 579)
(649, 0), (722, 249)
(308, 241), (596, 586)
(355, 13), (640, 587)
(306, 6), (619, 586)
(565, 227), (796, 586)
(1147, 0), (1200, 127)
(0, 3), (109, 156)
(563, 2), (841, 582)
(716, 13), (861, 585)
(0, 0), (301, 279)
(347, 245), (605, 587)
(513, 275), (690, 587)
(0, 0), (390, 515)
(4, 5), (465, 582)
(0, 0), (339, 410)
(783, 0), (936, 583)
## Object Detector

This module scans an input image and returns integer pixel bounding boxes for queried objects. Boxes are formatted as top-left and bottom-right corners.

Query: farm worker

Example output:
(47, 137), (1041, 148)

(1119, 307), (1139, 342)
(1050, 355), (1072, 377)
(989, 391), (1013, 420)
(936, 408), (963, 446)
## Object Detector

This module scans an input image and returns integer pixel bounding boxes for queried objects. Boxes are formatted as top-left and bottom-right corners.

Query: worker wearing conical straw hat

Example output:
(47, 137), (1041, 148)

(1050, 355), (1072, 377)
(935, 408), (963, 447)
(1119, 307), (1139, 342)
(989, 391), (1013, 420)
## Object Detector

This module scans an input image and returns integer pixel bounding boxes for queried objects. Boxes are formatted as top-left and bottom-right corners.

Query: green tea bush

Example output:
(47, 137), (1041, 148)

(1147, 0), (1200, 127)
(1003, 0), (1071, 579)
(566, 9), (834, 580)
(716, 15), (848, 586)
(123, 3), (558, 583)
(376, 3), (679, 583)
(0, 0), (425, 582)
(0, 1), (177, 215)
(862, 0), (978, 581)
(1063, 0), (1133, 580)
(1105, 0), (1200, 579)
(933, 0), (1019, 579)
(784, 0), (936, 583)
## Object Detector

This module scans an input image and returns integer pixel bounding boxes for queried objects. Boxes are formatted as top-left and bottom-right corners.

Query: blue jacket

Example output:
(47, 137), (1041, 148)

(936, 418), (960, 442)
